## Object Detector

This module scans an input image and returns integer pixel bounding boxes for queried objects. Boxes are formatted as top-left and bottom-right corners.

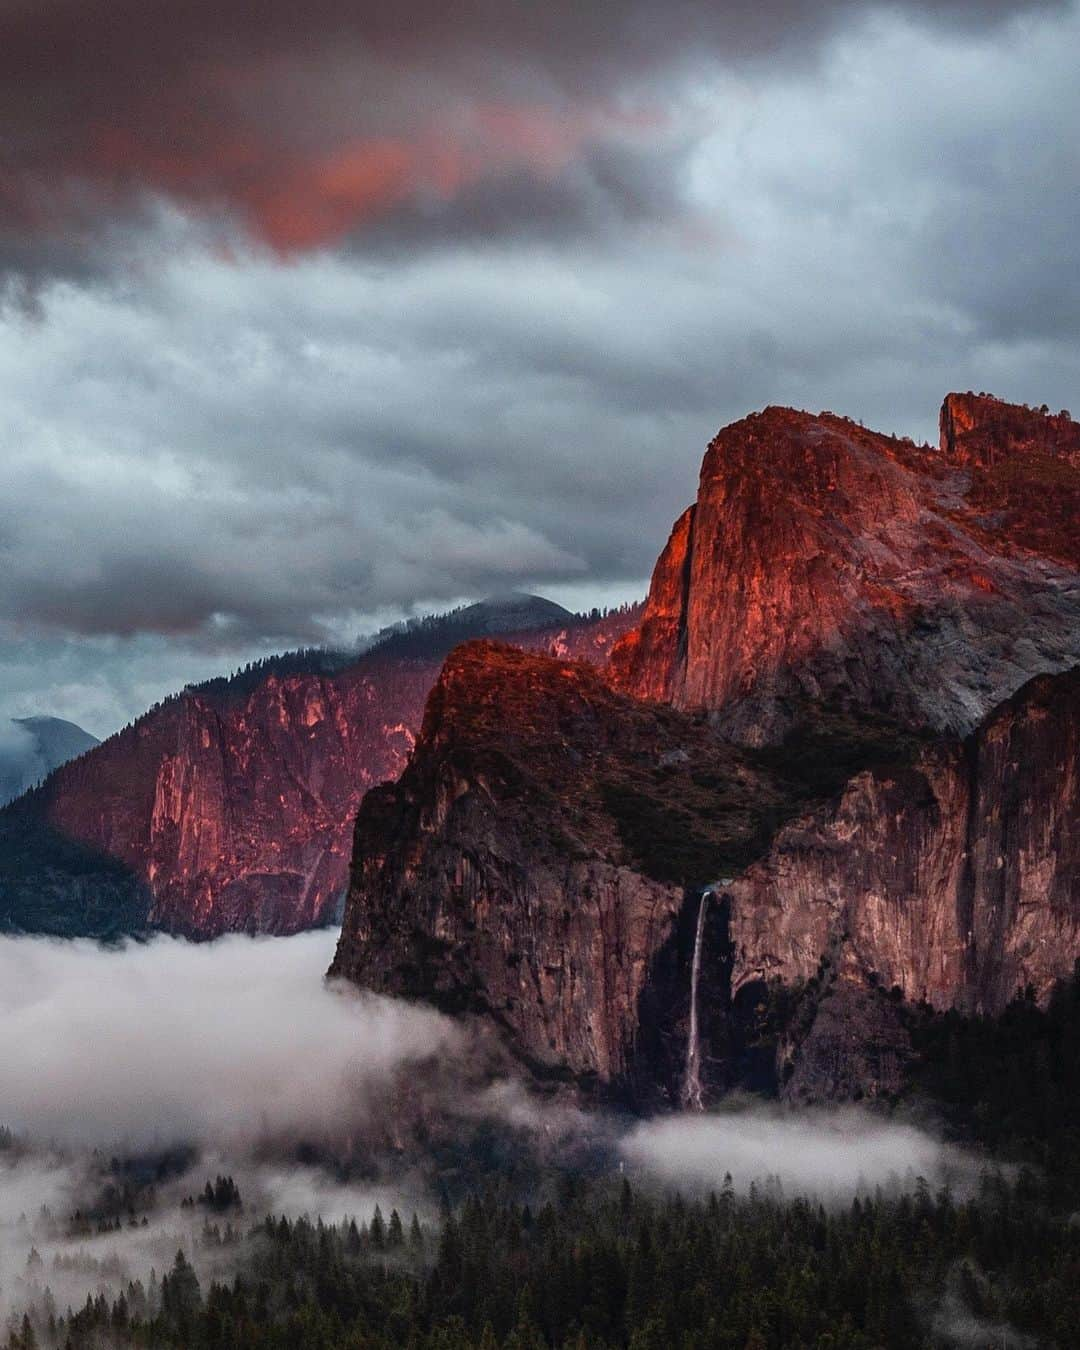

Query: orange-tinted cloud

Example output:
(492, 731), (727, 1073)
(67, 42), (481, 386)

(73, 97), (649, 251)
(0, 0), (1056, 262)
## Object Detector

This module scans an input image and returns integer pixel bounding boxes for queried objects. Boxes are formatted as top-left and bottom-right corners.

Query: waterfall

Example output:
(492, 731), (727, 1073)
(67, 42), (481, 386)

(682, 888), (710, 1111)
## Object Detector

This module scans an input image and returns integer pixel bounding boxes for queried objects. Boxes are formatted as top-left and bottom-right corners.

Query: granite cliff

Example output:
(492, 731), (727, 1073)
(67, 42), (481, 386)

(610, 394), (1080, 744)
(334, 648), (1080, 1107)
(336, 394), (1080, 1104)
(330, 640), (928, 1102)
(725, 663), (1080, 1100)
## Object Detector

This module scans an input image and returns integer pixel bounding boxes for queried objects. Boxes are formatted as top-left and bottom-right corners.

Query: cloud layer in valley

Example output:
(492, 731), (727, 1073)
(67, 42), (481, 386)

(621, 1107), (983, 1201)
(0, 929), (979, 1204)
(0, 930), (451, 1322)
(0, 928), (457, 1150)
(0, 929), (991, 1324)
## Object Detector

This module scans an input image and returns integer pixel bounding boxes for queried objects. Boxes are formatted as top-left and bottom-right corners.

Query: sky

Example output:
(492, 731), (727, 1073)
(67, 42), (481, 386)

(1, 0), (1077, 736)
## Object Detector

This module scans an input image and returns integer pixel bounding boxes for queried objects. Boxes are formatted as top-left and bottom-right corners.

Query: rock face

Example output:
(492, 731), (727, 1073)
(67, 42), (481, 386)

(940, 391), (1080, 473)
(331, 641), (928, 1101)
(335, 648), (1080, 1107)
(333, 642), (686, 1089)
(938, 392), (1080, 568)
(726, 666), (1080, 1094)
(718, 664), (1080, 1104)
(610, 397), (1080, 744)
(24, 655), (435, 937)
(337, 394), (1080, 1105)
(0, 604), (637, 937)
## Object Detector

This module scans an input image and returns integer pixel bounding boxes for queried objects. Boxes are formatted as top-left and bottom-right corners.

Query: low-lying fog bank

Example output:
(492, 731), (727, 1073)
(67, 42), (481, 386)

(620, 1105), (985, 1201)
(0, 929), (453, 1322)
(0, 930), (989, 1327)
(0, 928), (458, 1149)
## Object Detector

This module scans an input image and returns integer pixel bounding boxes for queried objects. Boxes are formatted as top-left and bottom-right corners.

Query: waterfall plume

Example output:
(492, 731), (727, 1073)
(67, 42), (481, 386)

(682, 888), (711, 1111)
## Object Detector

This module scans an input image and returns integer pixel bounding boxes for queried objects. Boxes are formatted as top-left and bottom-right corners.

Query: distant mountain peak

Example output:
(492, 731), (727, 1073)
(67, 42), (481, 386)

(457, 592), (574, 629)
(1, 715), (99, 807)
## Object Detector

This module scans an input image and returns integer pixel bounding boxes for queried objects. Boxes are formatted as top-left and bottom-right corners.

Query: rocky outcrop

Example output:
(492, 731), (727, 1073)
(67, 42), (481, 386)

(331, 641), (928, 1101)
(940, 391), (1080, 471)
(610, 397), (1080, 744)
(939, 392), (1080, 568)
(727, 666), (1080, 1055)
(0, 603), (638, 937)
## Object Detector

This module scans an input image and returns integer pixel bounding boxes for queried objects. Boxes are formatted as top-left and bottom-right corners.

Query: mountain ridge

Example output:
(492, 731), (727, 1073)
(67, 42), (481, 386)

(0, 597), (639, 938)
(0, 715), (100, 807)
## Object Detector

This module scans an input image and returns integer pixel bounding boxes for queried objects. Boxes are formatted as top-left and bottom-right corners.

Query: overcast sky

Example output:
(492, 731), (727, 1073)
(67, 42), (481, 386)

(1, 0), (1077, 736)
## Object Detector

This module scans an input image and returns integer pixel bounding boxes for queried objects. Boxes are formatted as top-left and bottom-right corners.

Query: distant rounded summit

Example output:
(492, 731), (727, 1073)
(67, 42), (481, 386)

(0, 715), (99, 806)
(455, 592), (574, 633)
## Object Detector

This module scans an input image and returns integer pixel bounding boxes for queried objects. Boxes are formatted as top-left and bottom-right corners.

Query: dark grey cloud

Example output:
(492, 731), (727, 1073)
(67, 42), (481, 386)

(349, 140), (695, 255)
(0, 0), (1065, 266)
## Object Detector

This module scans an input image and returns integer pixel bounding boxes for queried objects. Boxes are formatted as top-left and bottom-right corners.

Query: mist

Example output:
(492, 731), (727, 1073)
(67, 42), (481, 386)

(0, 930), (456, 1324)
(0, 929), (458, 1151)
(0, 929), (978, 1195)
(0, 719), (44, 805)
(0, 928), (1004, 1337)
(621, 1104), (982, 1201)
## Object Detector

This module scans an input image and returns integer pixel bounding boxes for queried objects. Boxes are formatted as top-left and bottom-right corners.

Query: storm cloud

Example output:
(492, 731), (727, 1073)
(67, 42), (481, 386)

(0, 0), (1064, 256)
(0, 1), (1077, 732)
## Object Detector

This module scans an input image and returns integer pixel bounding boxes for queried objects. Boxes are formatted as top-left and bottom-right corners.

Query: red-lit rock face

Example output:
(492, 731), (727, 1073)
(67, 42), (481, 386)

(939, 392), (1080, 568)
(337, 394), (1080, 1103)
(20, 613), (636, 937)
(608, 506), (695, 705)
(940, 391), (1080, 470)
(37, 658), (436, 936)
(611, 397), (1080, 744)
